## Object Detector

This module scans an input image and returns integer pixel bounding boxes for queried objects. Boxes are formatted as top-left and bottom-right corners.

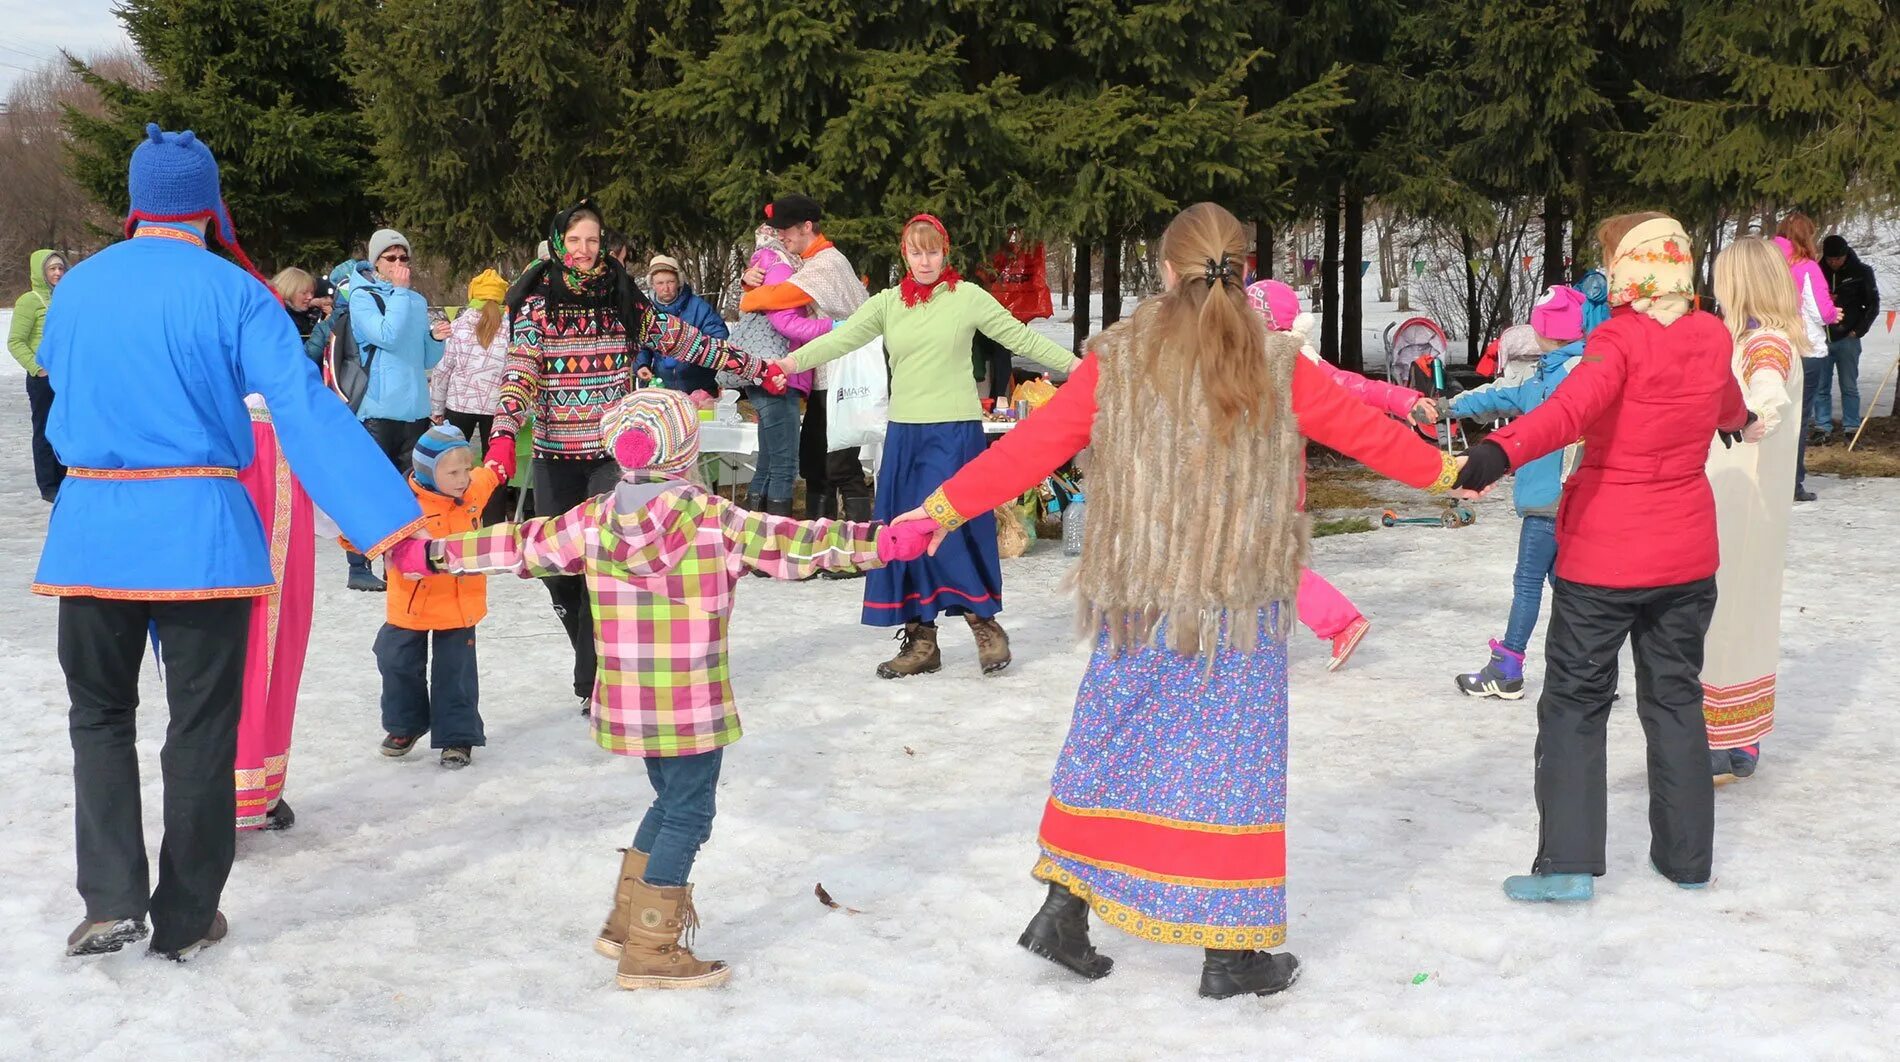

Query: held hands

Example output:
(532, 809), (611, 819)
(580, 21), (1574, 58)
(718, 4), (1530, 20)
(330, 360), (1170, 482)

(1411, 397), (1440, 424)
(758, 361), (790, 396)
(483, 434), (517, 482)
(1741, 420), (1769, 444)
(1450, 441), (1506, 498)
(877, 518), (942, 564)
(889, 505), (951, 556)
(385, 534), (433, 581)
(1719, 411), (1762, 450)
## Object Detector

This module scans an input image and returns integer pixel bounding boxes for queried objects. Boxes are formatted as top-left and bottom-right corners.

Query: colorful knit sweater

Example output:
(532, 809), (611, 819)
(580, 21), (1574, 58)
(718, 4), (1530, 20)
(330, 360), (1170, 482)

(493, 295), (768, 459)
(431, 479), (883, 756)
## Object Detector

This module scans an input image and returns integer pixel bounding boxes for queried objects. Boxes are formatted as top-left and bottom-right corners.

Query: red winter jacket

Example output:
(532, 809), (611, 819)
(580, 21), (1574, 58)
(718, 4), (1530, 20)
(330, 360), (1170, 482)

(1485, 306), (1746, 589)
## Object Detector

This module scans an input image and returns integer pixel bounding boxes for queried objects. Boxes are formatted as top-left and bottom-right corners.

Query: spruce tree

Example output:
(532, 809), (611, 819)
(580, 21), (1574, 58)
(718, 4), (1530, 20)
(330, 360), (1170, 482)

(64, 0), (377, 273)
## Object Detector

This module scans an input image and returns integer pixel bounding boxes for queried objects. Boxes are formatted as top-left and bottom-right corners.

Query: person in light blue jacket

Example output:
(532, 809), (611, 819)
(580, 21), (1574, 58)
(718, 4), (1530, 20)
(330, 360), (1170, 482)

(1449, 281), (1596, 700)
(351, 228), (447, 461)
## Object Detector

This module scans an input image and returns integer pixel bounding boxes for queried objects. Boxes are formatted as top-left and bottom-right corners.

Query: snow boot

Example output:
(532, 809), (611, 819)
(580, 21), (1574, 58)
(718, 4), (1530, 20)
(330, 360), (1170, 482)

(966, 614), (1012, 675)
(1017, 882), (1113, 980)
(65, 917), (148, 957)
(151, 911), (228, 962)
(347, 553), (386, 593)
(877, 622), (942, 679)
(1730, 744), (1760, 779)
(595, 848), (651, 960)
(262, 800), (295, 832)
(1794, 485), (1817, 503)
(439, 746), (472, 769)
(820, 496), (872, 580)
(1710, 748), (1737, 785)
(1327, 617), (1371, 672)
(615, 881), (730, 990)
(1651, 860), (1708, 890)
(1456, 640), (1525, 700)
(1199, 949), (1301, 999)
(1502, 873), (1594, 902)
(380, 733), (423, 758)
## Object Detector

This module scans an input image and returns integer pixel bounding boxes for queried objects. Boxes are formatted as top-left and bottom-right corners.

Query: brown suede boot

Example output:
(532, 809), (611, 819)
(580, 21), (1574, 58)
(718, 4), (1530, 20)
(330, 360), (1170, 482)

(615, 881), (730, 990)
(876, 622), (942, 679)
(966, 615), (1012, 675)
(594, 848), (649, 959)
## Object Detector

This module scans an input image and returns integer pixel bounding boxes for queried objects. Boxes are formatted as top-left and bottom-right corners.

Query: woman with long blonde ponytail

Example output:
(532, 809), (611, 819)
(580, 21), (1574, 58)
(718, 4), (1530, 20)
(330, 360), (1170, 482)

(1701, 237), (1806, 782)
(899, 202), (1459, 1000)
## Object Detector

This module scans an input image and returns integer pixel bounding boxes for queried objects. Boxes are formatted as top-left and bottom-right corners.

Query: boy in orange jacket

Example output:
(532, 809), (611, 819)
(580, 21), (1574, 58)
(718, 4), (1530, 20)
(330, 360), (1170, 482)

(376, 424), (501, 768)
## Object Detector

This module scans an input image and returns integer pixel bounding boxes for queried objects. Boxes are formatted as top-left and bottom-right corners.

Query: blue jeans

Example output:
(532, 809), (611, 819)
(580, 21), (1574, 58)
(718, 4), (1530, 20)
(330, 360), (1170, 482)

(374, 624), (484, 747)
(1796, 355), (1829, 488)
(633, 749), (724, 886)
(1814, 336), (1863, 431)
(747, 387), (801, 503)
(1503, 515), (1558, 654)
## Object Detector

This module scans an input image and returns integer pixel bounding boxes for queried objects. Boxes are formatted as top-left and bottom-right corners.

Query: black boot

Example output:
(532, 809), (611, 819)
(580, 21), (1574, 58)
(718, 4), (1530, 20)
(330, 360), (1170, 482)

(1018, 882), (1113, 980)
(1199, 948), (1301, 999)
(821, 496), (874, 580)
(262, 799), (295, 832)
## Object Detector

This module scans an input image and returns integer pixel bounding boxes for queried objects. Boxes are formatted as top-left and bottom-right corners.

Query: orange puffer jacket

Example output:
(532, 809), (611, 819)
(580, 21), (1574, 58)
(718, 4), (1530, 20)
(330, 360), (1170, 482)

(388, 467), (503, 631)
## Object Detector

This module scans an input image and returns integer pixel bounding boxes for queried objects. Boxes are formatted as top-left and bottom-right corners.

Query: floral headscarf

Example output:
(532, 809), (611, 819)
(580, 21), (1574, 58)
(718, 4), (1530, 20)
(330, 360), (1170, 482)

(1609, 217), (1696, 327)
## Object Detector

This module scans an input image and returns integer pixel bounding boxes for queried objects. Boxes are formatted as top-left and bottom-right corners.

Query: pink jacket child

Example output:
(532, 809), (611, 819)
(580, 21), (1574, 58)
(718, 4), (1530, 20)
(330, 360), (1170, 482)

(1246, 279), (1430, 671)
(750, 234), (830, 394)
(412, 388), (934, 990)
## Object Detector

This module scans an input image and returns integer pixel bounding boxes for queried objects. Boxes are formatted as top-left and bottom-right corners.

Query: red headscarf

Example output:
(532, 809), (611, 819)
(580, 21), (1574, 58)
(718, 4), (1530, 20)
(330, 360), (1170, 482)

(899, 213), (962, 307)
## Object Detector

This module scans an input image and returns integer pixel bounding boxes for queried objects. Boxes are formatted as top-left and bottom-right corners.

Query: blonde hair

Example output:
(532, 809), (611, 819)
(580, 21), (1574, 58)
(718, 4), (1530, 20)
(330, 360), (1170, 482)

(473, 301), (504, 347)
(1776, 212), (1819, 262)
(901, 220), (947, 255)
(1126, 202), (1267, 440)
(1714, 237), (1811, 358)
(271, 267), (314, 303)
(1597, 211), (1669, 264)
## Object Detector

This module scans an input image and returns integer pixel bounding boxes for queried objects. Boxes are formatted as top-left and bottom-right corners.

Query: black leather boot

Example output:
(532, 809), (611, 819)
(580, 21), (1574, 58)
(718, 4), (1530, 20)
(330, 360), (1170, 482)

(1017, 882), (1113, 980)
(1198, 948), (1301, 999)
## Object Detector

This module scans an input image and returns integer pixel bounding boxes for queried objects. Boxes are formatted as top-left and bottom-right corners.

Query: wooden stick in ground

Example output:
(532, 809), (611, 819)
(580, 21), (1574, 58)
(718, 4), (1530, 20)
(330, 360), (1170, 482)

(1848, 352), (1900, 452)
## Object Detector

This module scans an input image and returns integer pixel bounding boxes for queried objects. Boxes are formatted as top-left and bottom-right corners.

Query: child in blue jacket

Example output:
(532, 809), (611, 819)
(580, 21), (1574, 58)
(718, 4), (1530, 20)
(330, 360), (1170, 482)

(1449, 281), (1599, 698)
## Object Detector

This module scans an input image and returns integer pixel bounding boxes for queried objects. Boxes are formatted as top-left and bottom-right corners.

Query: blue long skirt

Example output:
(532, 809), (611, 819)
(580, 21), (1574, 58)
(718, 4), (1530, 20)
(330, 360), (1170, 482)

(863, 421), (1001, 626)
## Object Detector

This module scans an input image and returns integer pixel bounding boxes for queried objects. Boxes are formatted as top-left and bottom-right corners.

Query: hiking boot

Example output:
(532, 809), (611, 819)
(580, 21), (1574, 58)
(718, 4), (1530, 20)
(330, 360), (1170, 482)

(262, 799), (295, 832)
(1018, 882), (1113, 980)
(1328, 617), (1370, 672)
(440, 746), (472, 769)
(877, 622), (941, 679)
(347, 553), (385, 592)
(1456, 640), (1525, 700)
(1730, 744), (1760, 779)
(1199, 949), (1301, 999)
(1794, 485), (1817, 503)
(380, 733), (423, 758)
(615, 881), (730, 990)
(595, 848), (651, 959)
(966, 615), (1012, 675)
(65, 917), (148, 957)
(151, 911), (228, 962)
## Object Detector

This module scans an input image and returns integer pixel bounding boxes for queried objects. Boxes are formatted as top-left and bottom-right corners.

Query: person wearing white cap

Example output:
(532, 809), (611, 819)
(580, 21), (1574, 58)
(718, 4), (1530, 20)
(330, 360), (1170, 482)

(638, 254), (729, 394)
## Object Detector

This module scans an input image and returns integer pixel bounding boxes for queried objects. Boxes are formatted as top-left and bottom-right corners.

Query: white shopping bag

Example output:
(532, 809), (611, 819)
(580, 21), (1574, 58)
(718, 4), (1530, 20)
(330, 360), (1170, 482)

(826, 337), (889, 452)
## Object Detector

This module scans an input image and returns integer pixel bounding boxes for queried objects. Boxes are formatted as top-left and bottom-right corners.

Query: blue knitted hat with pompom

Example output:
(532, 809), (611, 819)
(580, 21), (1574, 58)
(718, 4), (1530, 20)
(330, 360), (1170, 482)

(124, 123), (268, 287)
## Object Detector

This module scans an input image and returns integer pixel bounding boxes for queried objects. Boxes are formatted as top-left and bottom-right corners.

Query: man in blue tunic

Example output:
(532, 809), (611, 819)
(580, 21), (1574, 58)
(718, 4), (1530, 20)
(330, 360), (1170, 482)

(34, 124), (427, 961)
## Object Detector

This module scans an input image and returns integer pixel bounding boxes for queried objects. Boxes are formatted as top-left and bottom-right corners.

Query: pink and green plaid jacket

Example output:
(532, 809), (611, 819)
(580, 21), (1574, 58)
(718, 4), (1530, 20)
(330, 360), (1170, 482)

(433, 480), (881, 757)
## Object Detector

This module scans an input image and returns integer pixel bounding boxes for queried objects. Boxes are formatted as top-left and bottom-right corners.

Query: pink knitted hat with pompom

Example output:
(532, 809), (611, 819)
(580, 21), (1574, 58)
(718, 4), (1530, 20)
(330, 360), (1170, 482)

(603, 389), (700, 479)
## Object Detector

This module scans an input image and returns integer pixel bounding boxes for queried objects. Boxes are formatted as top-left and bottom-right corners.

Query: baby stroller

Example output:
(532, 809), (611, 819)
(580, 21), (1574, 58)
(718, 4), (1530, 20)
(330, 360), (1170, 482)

(1383, 316), (1466, 454)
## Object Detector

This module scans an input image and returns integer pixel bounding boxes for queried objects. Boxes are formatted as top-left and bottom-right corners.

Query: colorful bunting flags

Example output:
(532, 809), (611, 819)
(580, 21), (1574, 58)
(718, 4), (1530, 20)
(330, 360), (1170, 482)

(1361, 260), (1372, 277)
(1888, 309), (1897, 333)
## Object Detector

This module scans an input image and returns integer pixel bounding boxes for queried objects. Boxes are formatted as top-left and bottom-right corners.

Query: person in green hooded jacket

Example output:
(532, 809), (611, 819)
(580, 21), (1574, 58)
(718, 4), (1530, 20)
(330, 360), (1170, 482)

(10, 249), (68, 501)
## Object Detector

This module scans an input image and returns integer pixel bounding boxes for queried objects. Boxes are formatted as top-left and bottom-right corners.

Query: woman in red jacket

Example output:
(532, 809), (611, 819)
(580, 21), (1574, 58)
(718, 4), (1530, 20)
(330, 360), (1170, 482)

(1455, 212), (1751, 900)
(899, 204), (1458, 1000)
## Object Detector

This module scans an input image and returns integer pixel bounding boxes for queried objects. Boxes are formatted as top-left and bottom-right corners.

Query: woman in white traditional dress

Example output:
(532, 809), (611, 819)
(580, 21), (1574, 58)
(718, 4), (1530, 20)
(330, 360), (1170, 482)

(1704, 236), (1806, 782)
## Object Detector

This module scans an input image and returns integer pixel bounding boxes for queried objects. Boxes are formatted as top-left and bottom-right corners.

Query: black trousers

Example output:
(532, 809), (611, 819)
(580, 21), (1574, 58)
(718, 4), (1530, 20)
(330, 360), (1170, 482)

(535, 456), (620, 698)
(363, 416), (430, 473)
(443, 410), (510, 525)
(60, 596), (251, 952)
(27, 373), (65, 499)
(1533, 576), (1719, 883)
(797, 391), (872, 518)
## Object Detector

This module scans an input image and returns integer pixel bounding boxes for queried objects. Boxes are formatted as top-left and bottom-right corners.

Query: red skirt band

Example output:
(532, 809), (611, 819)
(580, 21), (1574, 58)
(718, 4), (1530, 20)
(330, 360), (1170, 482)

(1037, 797), (1286, 885)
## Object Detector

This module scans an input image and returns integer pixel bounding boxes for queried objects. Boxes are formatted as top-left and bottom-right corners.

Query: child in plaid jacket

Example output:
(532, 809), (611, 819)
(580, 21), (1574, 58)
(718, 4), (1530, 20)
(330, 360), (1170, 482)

(422, 388), (934, 991)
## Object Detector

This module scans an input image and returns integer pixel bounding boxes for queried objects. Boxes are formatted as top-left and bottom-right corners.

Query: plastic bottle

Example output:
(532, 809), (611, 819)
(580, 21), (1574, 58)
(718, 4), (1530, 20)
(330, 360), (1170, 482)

(1062, 493), (1087, 557)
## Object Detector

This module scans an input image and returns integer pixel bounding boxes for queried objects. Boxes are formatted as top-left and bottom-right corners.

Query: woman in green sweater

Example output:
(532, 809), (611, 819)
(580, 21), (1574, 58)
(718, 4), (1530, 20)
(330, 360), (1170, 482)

(780, 214), (1078, 678)
(11, 248), (68, 501)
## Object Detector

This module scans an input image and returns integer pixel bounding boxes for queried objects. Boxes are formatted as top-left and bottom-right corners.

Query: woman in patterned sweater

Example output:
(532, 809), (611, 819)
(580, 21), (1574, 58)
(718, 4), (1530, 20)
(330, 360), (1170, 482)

(487, 200), (787, 708)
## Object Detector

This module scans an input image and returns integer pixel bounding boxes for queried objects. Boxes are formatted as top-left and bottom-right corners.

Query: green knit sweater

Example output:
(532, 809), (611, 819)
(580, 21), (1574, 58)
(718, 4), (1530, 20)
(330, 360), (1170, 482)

(788, 283), (1078, 424)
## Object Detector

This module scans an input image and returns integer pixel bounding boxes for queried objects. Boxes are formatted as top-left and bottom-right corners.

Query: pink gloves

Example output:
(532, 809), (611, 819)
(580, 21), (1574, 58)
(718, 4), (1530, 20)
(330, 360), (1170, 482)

(385, 537), (432, 580)
(877, 518), (940, 564)
(484, 434), (517, 483)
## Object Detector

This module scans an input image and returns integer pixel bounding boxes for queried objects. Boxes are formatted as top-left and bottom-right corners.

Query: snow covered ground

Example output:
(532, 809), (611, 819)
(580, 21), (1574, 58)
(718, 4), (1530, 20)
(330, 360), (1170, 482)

(4, 311), (1900, 1060)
